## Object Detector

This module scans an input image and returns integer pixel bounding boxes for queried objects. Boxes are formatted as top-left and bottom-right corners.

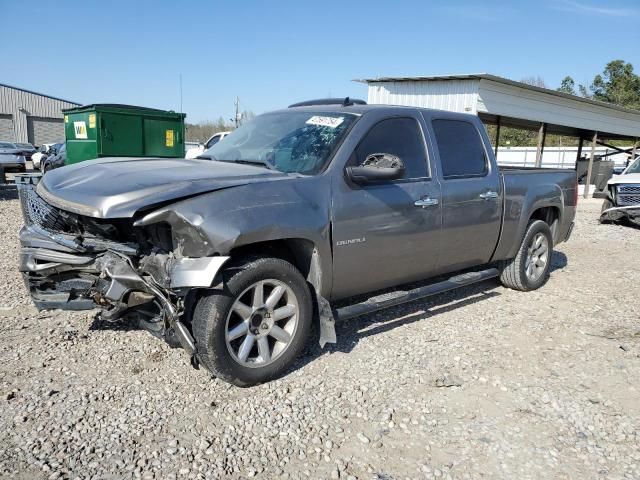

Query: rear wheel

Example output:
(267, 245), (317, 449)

(192, 256), (312, 387)
(499, 220), (553, 291)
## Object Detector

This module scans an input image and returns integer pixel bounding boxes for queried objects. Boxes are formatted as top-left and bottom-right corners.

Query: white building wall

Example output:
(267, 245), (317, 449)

(367, 80), (479, 113)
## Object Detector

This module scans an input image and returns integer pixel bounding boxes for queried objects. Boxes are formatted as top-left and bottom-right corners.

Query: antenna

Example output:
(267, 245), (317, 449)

(179, 74), (183, 113)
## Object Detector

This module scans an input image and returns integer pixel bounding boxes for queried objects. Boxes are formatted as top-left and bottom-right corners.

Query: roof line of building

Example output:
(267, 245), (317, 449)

(354, 73), (640, 117)
(0, 82), (80, 106)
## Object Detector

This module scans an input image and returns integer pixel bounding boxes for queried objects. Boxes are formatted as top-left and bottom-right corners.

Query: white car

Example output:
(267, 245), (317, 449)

(185, 132), (230, 159)
(31, 143), (58, 170)
(600, 155), (640, 226)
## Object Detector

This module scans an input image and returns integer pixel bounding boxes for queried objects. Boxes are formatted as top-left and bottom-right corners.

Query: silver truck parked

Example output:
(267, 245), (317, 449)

(600, 155), (640, 226)
(17, 99), (577, 386)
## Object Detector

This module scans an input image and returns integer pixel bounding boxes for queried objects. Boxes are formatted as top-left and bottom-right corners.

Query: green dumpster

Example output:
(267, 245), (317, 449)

(63, 104), (186, 164)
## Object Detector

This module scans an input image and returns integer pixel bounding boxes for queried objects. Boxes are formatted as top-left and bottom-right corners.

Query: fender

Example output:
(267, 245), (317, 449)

(169, 256), (230, 288)
(493, 181), (564, 261)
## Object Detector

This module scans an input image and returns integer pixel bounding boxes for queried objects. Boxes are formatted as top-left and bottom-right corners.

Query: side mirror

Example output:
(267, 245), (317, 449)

(346, 153), (405, 185)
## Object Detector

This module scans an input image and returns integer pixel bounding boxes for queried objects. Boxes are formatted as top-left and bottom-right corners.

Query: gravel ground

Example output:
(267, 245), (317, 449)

(0, 192), (638, 480)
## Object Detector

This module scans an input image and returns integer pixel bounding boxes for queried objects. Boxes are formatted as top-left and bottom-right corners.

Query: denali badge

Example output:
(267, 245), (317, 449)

(336, 237), (366, 246)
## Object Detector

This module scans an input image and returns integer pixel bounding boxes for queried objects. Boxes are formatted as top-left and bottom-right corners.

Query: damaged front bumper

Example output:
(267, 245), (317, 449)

(600, 204), (640, 226)
(15, 174), (229, 357)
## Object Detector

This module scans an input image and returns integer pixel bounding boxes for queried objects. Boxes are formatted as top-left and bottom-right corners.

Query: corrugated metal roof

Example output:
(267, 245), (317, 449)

(0, 83), (81, 143)
(0, 82), (79, 105)
(356, 73), (640, 116)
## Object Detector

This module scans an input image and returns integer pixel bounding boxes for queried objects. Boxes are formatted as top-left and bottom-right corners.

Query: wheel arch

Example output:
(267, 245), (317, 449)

(229, 237), (329, 297)
(529, 205), (560, 241)
(498, 192), (563, 261)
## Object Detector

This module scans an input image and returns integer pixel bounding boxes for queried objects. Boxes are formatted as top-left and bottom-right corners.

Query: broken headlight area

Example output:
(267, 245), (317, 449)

(19, 238), (195, 351)
(600, 184), (640, 227)
(20, 178), (135, 246)
(16, 175), (197, 356)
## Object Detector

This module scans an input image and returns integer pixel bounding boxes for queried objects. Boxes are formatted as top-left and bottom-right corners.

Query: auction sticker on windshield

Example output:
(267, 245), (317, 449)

(306, 116), (344, 128)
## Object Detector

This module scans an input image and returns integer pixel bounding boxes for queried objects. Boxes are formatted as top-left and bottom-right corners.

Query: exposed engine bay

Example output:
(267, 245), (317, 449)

(17, 174), (229, 363)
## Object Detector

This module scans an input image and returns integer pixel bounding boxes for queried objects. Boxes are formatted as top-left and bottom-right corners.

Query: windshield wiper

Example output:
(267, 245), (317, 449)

(195, 156), (275, 170)
(233, 159), (276, 170)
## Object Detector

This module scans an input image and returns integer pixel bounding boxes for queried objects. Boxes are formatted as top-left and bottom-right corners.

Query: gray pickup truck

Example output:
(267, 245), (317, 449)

(17, 99), (577, 386)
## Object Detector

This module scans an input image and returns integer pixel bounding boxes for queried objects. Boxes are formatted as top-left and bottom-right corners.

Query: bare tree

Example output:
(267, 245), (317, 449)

(520, 76), (548, 89)
(185, 117), (234, 143)
(240, 110), (255, 126)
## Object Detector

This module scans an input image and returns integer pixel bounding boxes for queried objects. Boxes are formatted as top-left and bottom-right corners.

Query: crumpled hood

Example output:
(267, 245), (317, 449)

(37, 157), (288, 218)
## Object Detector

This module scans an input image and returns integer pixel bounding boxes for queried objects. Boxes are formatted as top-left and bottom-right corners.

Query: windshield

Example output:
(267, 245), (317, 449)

(626, 157), (640, 174)
(17, 143), (33, 149)
(0, 142), (16, 149)
(201, 111), (357, 174)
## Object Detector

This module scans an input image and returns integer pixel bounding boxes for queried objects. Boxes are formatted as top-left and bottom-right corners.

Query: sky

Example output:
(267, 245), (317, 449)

(1, 0), (639, 123)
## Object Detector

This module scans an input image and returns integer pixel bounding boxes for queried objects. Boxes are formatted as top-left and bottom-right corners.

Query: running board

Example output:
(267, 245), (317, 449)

(334, 268), (499, 321)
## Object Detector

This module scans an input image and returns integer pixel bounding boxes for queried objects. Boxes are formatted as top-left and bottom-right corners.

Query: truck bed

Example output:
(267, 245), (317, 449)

(491, 167), (578, 262)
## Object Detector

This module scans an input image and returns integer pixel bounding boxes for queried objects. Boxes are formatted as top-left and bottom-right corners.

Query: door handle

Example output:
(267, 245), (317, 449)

(414, 197), (439, 208)
(479, 191), (499, 200)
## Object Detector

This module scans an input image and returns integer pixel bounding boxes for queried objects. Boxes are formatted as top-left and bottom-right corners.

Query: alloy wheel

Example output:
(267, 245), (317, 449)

(525, 232), (549, 281)
(225, 279), (299, 368)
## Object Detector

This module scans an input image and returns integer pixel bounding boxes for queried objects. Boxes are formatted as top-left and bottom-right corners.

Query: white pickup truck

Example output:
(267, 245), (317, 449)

(600, 155), (640, 226)
(185, 132), (230, 159)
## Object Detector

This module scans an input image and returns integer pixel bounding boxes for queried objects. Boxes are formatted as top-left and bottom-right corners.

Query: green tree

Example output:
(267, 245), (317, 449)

(578, 84), (591, 99)
(557, 76), (576, 95)
(588, 60), (640, 109)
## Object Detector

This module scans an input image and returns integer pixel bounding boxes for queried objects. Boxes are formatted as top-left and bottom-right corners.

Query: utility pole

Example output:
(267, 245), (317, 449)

(234, 97), (241, 128)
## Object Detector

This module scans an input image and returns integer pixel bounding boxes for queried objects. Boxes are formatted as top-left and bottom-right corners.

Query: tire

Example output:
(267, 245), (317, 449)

(498, 220), (553, 291)
(599, 199), (613, 224)
(192, 256), (312, 387)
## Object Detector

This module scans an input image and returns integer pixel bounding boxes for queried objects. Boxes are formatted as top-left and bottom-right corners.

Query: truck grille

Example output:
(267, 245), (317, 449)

(617, 184), (640, 206)
(16, 175), (69, 232)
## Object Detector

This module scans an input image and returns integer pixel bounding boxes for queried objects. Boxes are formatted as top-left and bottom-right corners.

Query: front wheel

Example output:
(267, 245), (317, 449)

(499, 220), (553, 291)
(599, 199), (613, 224)
(191, 256), (312, 387)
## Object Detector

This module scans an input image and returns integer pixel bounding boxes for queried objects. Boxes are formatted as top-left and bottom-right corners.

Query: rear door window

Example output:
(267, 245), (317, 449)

(432, 119), (487, 179)
(355, 117), (428, 180)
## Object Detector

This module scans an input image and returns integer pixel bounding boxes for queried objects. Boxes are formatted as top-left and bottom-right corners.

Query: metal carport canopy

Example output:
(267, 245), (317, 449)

(357, 73), (640, 140)
(357, 73), (640, 197)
